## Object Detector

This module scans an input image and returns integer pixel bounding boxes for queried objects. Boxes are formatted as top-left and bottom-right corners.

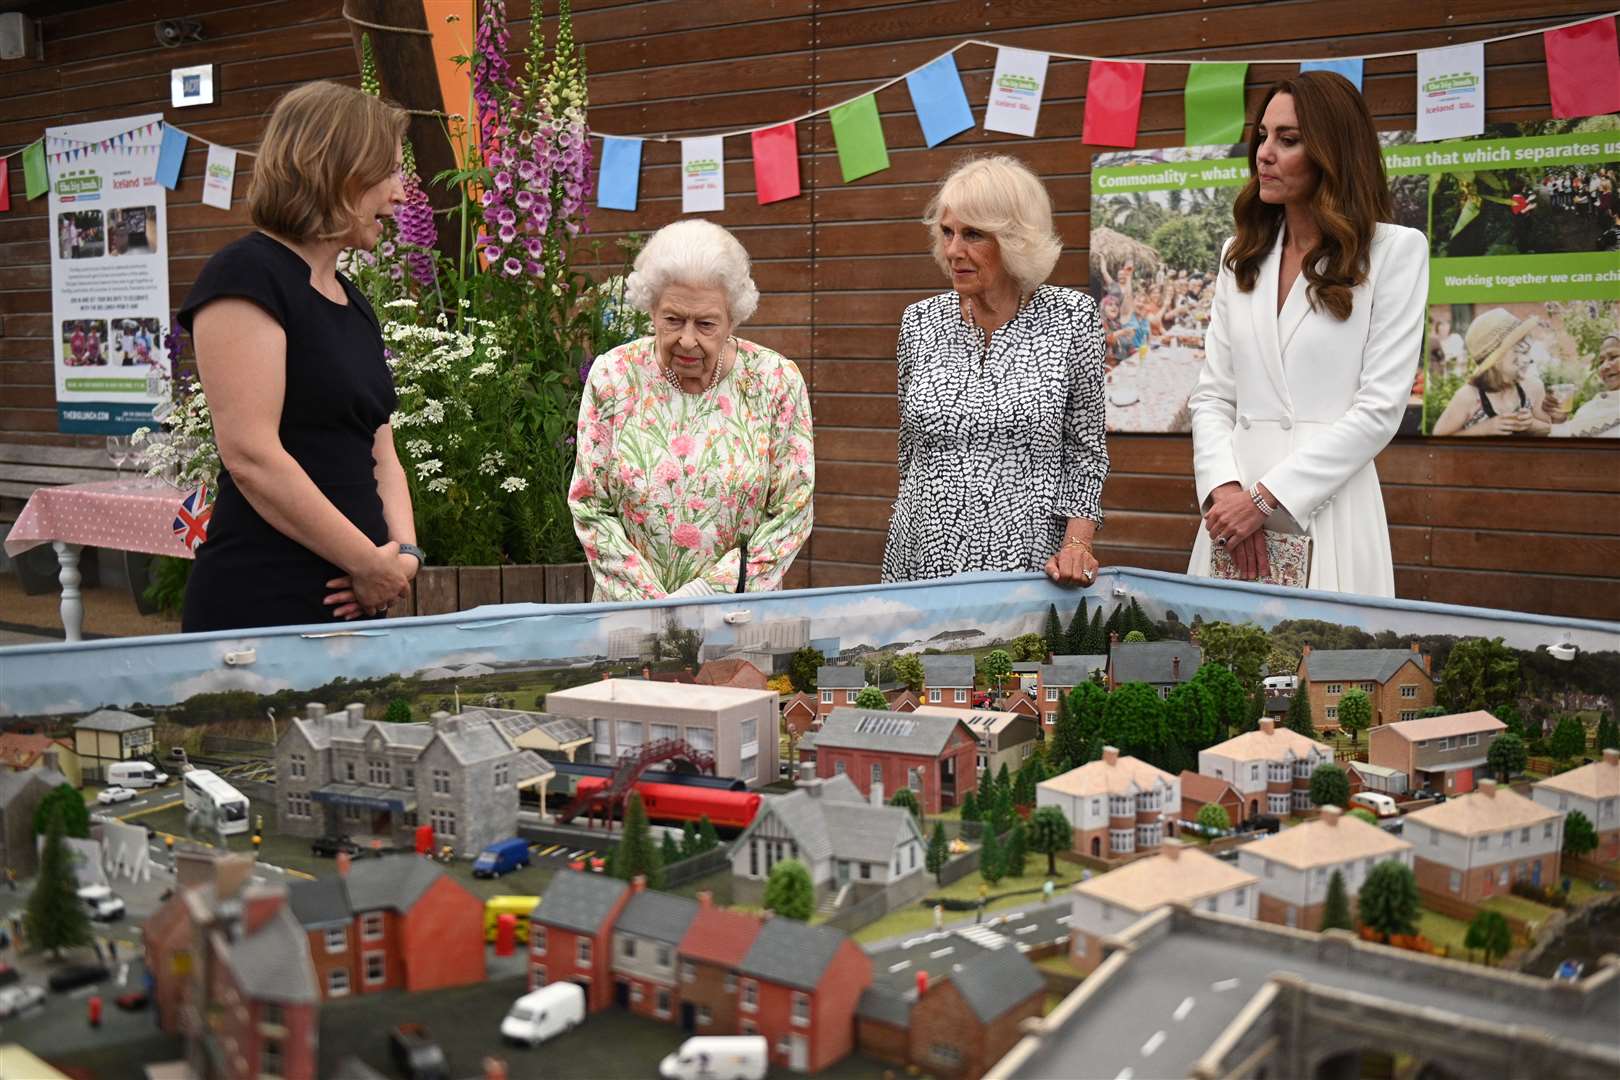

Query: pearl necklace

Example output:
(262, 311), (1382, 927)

(663, 337), (735, 394)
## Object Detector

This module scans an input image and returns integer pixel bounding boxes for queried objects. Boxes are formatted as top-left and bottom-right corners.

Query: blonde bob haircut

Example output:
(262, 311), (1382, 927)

(249, 82), (408, 244)
(923, 155), (1063, 295)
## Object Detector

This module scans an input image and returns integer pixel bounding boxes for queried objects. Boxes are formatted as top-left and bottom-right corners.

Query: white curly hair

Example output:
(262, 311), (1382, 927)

(924, 155), (1063, 295)
(624, 219), (760, 325)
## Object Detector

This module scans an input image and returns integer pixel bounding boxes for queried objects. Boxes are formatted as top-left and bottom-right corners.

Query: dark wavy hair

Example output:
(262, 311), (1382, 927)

(1224, 71), (1391, 321)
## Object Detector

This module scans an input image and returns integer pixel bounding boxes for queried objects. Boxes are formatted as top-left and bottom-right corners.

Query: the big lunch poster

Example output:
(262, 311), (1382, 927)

(1088, 116), (1619, 439)
(45, 113), (171, 434)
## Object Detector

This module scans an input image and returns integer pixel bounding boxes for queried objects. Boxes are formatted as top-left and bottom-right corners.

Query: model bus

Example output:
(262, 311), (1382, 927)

(182, 769), (250, 836)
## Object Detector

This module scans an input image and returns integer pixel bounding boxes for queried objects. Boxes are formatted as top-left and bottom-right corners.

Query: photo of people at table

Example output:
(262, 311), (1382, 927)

(108, 205), (159, 256)
(110, 317), (162, 367)
(57, 210), (104, 259)
(61, 318), (109, 367)
(1424, 300), (1620, 439)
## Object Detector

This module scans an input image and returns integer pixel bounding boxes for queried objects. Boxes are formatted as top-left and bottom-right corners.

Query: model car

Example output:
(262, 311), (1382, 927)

(0, 962), (19, 988)
(0, 983), (46, 1018)
(1555, 959), (1585, 982)
(389, 1022), (449, 1080)
(97, 786), (138, 805)
(1411, 787), (1447, 803)
(78, 884), (126, 921)
(47, 963), (109, 992)
(309, 835), (381, 858)
(115, 989), (151, 1011)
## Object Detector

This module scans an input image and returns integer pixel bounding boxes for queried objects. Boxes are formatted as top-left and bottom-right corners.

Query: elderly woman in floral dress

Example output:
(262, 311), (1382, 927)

(568, 219), (814, 601)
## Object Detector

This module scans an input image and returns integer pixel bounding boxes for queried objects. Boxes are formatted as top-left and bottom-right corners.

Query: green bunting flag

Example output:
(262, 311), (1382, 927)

(22, 138), (48, 200)
(1184, 62), (1249, 145)
(829, 94), (889, 182)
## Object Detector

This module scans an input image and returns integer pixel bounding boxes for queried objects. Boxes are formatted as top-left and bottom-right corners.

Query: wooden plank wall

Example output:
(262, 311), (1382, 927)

(1, 1), (1616, 622)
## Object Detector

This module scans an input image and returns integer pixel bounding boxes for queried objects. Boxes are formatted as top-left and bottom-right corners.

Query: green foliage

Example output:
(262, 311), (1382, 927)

(995, 763), (1013, 804)
(1563, 810), (1598, 857)
(1358, 860), (1420, 941)
(1189, 663), (1248, 736)
(1286, 690), (1316, 739)
(1084, 605), (1107, 654)
(788, 647), (826, 694)
(1336, 689), (1371, 743)
(1004, 821), (1028, 878)
(1009, 633), (1049, 663)
(1419, 706), (1448, 719)
(1067, 682), (1110, 766)
(1320, 869), (1353, 932)
(980, 650), (1014, 689)
(1043, 605), (1065, 660)
(978, 762), (995, 805)
(680, 820), (699, 857)
(1309, 764), (1350, 809)
(1197, 622), (1270, 697)
(889, 787), (923, 826)
(762, 859), (814, 921)
(1048, 694), (1082, 774)
(891, 654), (925, 694)
(1123, 630), (1147, 643)
(33, 784), (89, 839)
(854, 685), (889, 710)
(1063, 600), (1089, 655)
(1495, 702), (1524, 740)
(959, 790), (980, 823)
(1597, 714), (1620, 751)
(990, 786), (1017, 837)
(1436, 637), (1521, 716)
(1164, 682), (1218, 775)
(141, 555), (192, 618)
(1102, 682), (1169, 766)
(1486, 732), (1528, 782)
(609, 793), (663, 888)
(1348, 808), (1379, 825)
(927, 823), (949, 884)
(1465, 909), (1513, 965)
(25, 809), (92, 957)
(1013, 757), (1041, 808)
(1196, 803), (1231, 834)
(658, 614), (703, 670)
(696, 816), (720, 853)
(1149, 213), (1218, 273)
(979, 826), (1004, 886)
(862, 654), (897, 688)
(1549, 715), (1588, 761)
(1029, 805), (1071, 875)
(661, 830), (681, 865)
(384, 698), (414, 724)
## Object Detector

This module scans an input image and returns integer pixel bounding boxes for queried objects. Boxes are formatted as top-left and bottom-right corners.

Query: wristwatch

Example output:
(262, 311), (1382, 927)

(398, 543), (426, 566)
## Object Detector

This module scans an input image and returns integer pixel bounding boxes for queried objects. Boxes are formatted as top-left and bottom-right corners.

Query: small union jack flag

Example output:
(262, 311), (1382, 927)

(173, 482), (213, 551)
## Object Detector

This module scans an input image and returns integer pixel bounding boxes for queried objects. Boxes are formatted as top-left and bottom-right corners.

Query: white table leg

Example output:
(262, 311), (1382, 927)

(52, 540), (83, 643)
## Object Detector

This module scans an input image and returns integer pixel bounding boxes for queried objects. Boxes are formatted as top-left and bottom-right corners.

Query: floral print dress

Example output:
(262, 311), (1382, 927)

(568, 336), (815, 601)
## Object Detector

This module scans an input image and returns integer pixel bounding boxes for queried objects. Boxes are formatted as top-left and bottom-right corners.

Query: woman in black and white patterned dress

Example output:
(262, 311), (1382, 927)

(882, 156), (1108, 585)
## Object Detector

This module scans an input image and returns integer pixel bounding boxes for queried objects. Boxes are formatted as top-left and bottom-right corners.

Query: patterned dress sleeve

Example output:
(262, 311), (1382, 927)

(567, 358), (668, 601)
(1053, 293), (1109, 524)
(894, 304), (920, 493)
(700, 357), (815, 592)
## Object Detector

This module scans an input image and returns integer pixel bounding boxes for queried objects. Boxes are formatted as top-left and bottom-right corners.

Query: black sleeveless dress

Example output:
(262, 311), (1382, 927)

(177, 232), (397, 632)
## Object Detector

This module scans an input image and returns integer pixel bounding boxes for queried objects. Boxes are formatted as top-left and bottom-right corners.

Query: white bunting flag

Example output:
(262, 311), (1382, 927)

(984, 47), (1050, 137)
(1415, 42), (1485, 142)
(681, 135), (725, 214)
(200, 143), (237, 210)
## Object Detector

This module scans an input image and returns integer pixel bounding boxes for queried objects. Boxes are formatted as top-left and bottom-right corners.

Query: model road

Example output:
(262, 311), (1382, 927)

(1008, 932), (1620, 1080)
(866, 901), (1071, 992)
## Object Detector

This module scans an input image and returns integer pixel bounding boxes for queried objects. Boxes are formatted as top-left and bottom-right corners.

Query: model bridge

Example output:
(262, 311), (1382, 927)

(556, 737), (717, 827)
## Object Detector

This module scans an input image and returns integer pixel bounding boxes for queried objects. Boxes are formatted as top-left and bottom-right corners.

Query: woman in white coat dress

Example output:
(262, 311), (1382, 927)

(1189, 71), (1428, 598)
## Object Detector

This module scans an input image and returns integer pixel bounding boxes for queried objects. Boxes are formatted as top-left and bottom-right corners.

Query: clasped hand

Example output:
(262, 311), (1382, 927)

(1045, 543), (1099, 587)
(323, 541), (416, 620)
(1203, 482), (1271, 581)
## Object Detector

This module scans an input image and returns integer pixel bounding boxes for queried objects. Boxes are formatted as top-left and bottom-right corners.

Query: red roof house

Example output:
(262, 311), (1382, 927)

(782, 693), (818, 737)
(1179, 770), (1247, 827)
(676, 892), (765, 1035)
(735, 916), (873, 1072)
(696, 659), (770, 690)
(813, 708), (978, 814)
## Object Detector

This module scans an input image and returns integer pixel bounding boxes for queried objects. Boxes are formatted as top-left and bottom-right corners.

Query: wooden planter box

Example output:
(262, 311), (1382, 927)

(389, 562), (590, 617)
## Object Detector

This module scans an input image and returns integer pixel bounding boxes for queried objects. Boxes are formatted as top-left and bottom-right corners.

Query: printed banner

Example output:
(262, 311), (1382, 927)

(984, 47), (1048, 137)
(45, 114), (171, 434)
(1416, 42), (1485, 142)
(596, 136), (642, 211)
(1088, 121), (1620, 439)
(751, 122), (801, 205)
(200, 143), (236, 210)
(681, 136), (725, 214)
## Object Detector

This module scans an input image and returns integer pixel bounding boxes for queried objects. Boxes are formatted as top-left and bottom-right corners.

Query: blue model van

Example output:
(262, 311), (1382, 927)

(473, 837), (532, 878)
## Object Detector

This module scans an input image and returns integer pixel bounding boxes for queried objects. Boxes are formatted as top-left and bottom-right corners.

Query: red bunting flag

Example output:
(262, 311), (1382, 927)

(0, 157), (9, 213)
(1544, 17), (1620, 119)
(751, 121), (801, 205)
(1083, 60), (1147, 148)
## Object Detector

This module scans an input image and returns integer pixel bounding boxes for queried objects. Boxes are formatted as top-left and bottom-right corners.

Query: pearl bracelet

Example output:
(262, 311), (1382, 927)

(1249, 485), (1276, 517)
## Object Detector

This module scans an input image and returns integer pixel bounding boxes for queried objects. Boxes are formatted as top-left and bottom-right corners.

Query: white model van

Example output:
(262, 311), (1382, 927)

(500, 982), (584, 1047)
(1350, 792), (1399, 819)
(659, 1036), (768, 1080)
(106, 761), (167, 789)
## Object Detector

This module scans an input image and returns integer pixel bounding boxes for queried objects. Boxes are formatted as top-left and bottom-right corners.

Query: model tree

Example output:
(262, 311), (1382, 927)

(889, 787), (922, 826)
(384, 697), (414, 723)
(1043, 604), (1065, 660)
(891, 655), (925, 694)
(1358, 860), (1420, 942)
(661, 830), (681, 866)
(1596, 713), (1619, 751)
(787, 647), (826, 693)
(978, 762), (995, 806)
(1009, 633), (1048, 663)
(1563, 810), (1598, 858)
(25, 808), (92, 959)
(1336, 689), (1371, 744)
(1320, 869), (1353, 932)
(981, 650), (1013, 693)
(1436, 636), (1520, 716)
(1123, 630), (1147, 643)
(1549, 716), (1588, 761)
(1308, 764), (1350, 809)
(926, 822), (949, 884)
(1465, 909), (1513, 966)
(979, 826), (1004, 886)
(679, 820), (700, 857)
(766, 674), (795, 697)
(1163, 682), (1218, 775)
(1102, 682), (1169, 767)
(1486, 732), (1528, 782)
(1347, 808), (1379, 825)
(959, 789), (980, 822)
(762, 859), (814, 921)
(1063, 599), (1089, 655)
(1196, 803), (1231, 834)
(610, 793), (664, 888)
(32, 783), (90, 839)
(696, 815), (720, 854)
(994, 763), (1014, 807)
(1196, 621), (1270, 699)
(1003, 821), (1028, 878)
(1068, 681), (1110, 765)
(1029, 805), (1071, 875)
(1189, 663), (1248, 736)
(854, 685), (888, 710)
(1083, 605), (1106, 654)
(1285, 690), (1315, 739)
(1048, 694), (1083, 773)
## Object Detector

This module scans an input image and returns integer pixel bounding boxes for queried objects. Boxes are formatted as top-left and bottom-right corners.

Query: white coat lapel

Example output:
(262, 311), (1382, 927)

(1278, 271), (1311, 359)
(1250, 228), (1292, 407)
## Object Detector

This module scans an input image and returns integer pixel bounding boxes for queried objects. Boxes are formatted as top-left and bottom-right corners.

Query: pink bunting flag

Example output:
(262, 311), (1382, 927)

(1083, 61), (1147, 148)
(751, 122), (801, 205)
(1544, 17), (1620, 119)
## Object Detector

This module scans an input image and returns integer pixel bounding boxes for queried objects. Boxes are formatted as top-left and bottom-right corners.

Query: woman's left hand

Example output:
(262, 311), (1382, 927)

(1202, 481), (1266, 553)
(324, 552), (420, 620)
(1045, 543), (1099, 587)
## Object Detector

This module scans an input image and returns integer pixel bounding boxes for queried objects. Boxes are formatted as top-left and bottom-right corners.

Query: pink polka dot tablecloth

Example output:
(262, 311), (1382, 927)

(4, 479), (195, 560)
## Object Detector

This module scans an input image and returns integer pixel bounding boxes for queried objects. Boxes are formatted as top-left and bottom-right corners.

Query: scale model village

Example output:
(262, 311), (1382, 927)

(0, 602), (1617, 1080)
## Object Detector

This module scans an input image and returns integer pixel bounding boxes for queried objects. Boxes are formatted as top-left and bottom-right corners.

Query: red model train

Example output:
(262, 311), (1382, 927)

(572, 777), (762, 831)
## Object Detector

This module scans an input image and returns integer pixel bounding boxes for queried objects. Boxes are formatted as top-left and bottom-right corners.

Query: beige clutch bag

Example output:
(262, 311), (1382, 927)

(1210, 531), (1311, 588)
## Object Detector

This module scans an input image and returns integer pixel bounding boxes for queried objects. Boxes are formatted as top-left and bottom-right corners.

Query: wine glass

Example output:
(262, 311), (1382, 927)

(106, 435), (131, 480)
